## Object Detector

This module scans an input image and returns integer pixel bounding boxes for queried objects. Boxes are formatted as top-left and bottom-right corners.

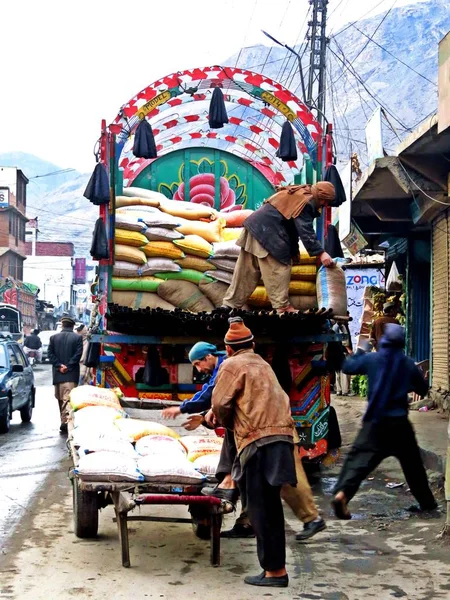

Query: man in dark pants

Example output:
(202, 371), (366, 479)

(332, 323), (437, 519)
(48, 316), (83, 434)
(207, 317), (296, 588)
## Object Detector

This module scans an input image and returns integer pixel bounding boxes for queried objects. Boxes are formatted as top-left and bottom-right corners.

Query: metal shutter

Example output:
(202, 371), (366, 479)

(432, 211), (450, 389)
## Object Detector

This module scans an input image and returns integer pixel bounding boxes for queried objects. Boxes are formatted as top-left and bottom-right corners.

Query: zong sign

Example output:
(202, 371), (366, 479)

(0, 188), (9, 208)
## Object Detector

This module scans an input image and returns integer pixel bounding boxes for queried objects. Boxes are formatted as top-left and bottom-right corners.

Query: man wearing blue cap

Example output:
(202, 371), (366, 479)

(162, 342), (226, 420)
(331, 323), (437, 520)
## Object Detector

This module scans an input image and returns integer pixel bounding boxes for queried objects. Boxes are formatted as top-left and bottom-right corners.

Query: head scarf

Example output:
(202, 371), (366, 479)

(265, 182), (335, 220)
(188, 342), (225, 363)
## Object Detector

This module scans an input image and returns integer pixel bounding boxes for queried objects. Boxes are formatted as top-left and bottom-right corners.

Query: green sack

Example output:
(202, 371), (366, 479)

(154, 269), (213, 285)
(111, 277), (162, 293)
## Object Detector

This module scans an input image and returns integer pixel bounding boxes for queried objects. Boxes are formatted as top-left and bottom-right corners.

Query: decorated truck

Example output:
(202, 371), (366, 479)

(89, 65), (344, 463)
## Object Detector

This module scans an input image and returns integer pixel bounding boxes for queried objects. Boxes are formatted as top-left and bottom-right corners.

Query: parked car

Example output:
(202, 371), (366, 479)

(39, 330), (56, 362)
(0, 335), (35, 433)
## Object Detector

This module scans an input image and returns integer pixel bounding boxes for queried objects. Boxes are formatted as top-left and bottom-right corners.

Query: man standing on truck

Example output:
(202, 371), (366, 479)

(48, 315), (83, 434)
(331, 324), (437, 519)
(206, 317), (297, 588)
(222, 182), (336, 314)
(161, 342), (226, 420)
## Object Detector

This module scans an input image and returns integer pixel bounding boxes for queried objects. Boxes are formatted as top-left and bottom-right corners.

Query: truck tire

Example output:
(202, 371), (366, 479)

(20, 393), (33, 423)
(0, 398), (12, 434)
(73, 480), (99, 538)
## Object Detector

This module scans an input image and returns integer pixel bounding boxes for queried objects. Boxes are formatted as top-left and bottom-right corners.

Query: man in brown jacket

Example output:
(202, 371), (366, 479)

(206, 317), (296, 588)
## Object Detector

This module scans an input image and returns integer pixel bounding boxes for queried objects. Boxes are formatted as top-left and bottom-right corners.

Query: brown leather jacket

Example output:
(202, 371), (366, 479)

(211, 349), (294, 453)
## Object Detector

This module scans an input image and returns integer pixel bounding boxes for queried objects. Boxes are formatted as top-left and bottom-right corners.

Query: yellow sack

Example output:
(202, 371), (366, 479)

(222, 227), (243, 242)
(291, 265), (317, 281)
(115, 244), (147, 265)
(116, 196), (160, 209)
(115, 228), (148, 247)
(70, 386), (122, 411)
(174, 235), (213, 258)
(179, 436), (223, 462)
(159, 198), (218, 221)
(115, 418), (180, 441)
(176, 218), (225, 243)
(175, 255), (215, 272)
(289, 280), (316, 296)
(248, 286), (271, 308)
(298, 241), (317, 265)
(142, 241), (185, 260)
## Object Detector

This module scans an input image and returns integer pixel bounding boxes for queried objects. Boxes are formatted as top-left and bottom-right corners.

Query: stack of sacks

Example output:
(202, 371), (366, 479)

(112, 187), (319, 312)
(70, 387), (144, 482)
(179, 435), (223, 476)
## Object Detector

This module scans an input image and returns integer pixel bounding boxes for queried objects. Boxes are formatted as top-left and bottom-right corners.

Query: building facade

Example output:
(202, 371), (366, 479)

(0, 166), (29, 280)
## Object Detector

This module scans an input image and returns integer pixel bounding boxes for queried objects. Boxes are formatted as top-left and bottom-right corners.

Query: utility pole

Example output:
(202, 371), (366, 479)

(306, 0), (329, 130)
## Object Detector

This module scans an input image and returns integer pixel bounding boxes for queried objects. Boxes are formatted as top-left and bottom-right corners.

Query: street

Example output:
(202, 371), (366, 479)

(0, 366), (449, 600)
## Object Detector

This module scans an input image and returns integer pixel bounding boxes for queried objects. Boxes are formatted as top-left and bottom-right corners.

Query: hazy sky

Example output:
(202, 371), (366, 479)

(1, 0), (426, 173)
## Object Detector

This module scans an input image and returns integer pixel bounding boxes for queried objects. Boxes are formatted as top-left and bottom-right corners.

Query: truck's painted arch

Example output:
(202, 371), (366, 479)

(112, 66), (322, 187)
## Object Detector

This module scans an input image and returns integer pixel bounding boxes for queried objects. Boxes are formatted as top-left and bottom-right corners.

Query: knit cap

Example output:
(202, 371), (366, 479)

(224, 317), (254, 345)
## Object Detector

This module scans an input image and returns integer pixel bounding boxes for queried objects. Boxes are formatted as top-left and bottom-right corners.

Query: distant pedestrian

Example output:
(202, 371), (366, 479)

(48, 316), (83, 434)
(332, 320), (352, 396)
(370, 302), (399, 350)
(207, 317), (296, 588)
(331, 324), (437, 519)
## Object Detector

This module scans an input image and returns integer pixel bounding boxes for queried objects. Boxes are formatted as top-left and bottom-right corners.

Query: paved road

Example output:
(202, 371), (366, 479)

(0, 364), (67, 548)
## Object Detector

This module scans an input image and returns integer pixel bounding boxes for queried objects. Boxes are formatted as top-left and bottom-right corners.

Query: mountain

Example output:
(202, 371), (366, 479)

(223, 0), (450, 167)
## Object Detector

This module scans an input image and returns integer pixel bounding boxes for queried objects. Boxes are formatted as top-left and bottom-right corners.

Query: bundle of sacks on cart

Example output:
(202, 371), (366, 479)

(70, 386), (223, 483)
(112, 187), (325, 312)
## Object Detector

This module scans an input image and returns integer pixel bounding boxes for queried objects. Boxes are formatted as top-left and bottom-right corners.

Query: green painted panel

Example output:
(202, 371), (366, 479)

(132, 147), (274, 211)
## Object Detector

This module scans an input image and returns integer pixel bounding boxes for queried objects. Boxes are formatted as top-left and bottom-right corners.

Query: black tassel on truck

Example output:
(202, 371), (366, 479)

(90, 218), (109, 261)
(208, 87), (229, 129)
(133, 119), (157, 159)
(84, 163), (110, 205)
(277, 120), (298, 162)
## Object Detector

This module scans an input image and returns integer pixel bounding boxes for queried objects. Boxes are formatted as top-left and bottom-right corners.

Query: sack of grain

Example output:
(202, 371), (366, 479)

(78, 438), (138, 459)
(112, 276), (162, 293)
(70, 386), (122, 411)
(116, 205), (159, 216)
(289, 280), (316, 296)
(113, 259), (181, 278)
(75, 452), (144, 482)
(159, 198), (218, 221)
(174, 235), (213, 258)
(248, 286), (271, 308)
(222, 228), (243, 242)
(291, 265), (317, 281)
(205, 269), (233, 285)
(142, 241), (186, 260)
(199, 279), (230, 307)
(135, 435), (187, 457)
(289, 295), (318, 311)
(219, 209), (253, 228)
(212, 240), (241, 258)
(111, 291), (176, 310)
(193, 453), (221, 475)
(176, 218), (225, 243)
(73, 405), (126, 428)
(316, 262), (347, 315)
(298, 241), (317, 265)
(139, 212), (182, 229)
(175, 255), (214, 273)
(122, 187), (168, 203)
(179, 435), (223, 462)
(116, 195), (160, 209)
(143, 227), (184, 242)
(208, 257), (237, 273)
(137, 455), (206, 484)
(115, 228), (148, 247)
(157, 280), (214, 312)
(154, 269), (212, 285)
(115, 244), (147, 265)
(115, 418), (180, 441)
(115, 214), (147, 232)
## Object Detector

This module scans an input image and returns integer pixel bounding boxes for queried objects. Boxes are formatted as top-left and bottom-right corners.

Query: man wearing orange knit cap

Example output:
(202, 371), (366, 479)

(223, 182), (335, 314)
(206, 317), (296, 588)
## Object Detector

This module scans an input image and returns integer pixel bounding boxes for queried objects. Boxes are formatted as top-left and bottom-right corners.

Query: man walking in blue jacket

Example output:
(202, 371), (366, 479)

(332, 323), (437, 520)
